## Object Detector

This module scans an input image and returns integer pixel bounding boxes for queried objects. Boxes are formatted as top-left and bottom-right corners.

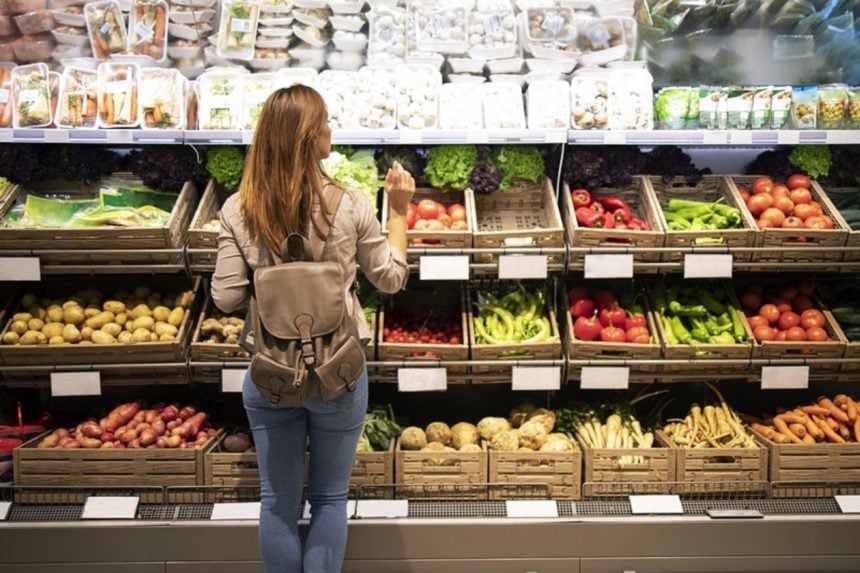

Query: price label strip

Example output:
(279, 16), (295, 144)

(512, 366), (561, 391)
(706, 509), (763, 519)
(584, 254), (633, 279)
(0, 501), (10, 521)
(211, 502), (261, 520)
(629, 495), (683, 515)
(355, 499), (408, 519)
(398, 368), (447, 392)
(505, 500), (558, 518)
(81, 496), (139, 520)
(50, 372), (101, 397)
(580, 366), (629, 390)
(221, 369), (245, 393)
(683, 254), (733, 279)
(420, 255), (469, 281)
(498, 255), (547, 279)
(835, 495), (860, 514)
(761, 366), (809, 390)
(0, 257), (41, 281)
(304, 500), (356, 519)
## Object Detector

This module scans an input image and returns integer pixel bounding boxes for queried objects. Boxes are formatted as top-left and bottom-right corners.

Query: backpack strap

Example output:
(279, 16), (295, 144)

(308, 184), (345, 262)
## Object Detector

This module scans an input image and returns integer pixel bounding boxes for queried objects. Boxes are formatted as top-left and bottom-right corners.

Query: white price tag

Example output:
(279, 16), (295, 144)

(210, 502), (261, 520)
(629, 495), (683, 515)
(834, 495), (860, 514)
(420, 256), (469, 280)
(0, 501), (10, 521)
(355, 499), (408, 519)
(703, 131), (727, 144)
(505, 500), (558, 518)
(242, 131), (255, 145)
(465, 131), (489, 144)
(580, 366), (629, 390)
(0, 257), (40, 281)
(544, 130), (567, 143)
(730, 131), (753, 145)
(777, 130), (800, 144)
(0, 129), (12, 142)
(397, 368), (447, 392)
(826, 131), (858, 145)
(106, 130), (134, 144)
(44, 130), (69, 143)
(604, 131), (626, 145)
(304, 500), (356, 519)
(50, 372), (101, 397)
(221, 369), (245, 393)
(399, 130), (422, 144)
(81, 496), (139, 519)
(683, 254), (733, 278)
(706, 509), (763, 519)
(584, 254), (633, 279)
(761, 366), (809, 390)
(511, 366), (561, 391)
(498, 255), (547, 279)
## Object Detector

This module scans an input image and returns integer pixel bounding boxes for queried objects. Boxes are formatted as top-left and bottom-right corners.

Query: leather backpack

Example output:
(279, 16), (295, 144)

(242, 185), (365, 406)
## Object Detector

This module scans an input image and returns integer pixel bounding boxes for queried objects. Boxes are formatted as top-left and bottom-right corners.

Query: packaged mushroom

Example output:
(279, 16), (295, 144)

(524, 5), (575, 46)
(217, 0), (260, 60)
(482, 81), (524, 129)
(84, 0), (126, 60)
(412, 4), (467, 54)
(574, 16), (628, 67)
(467, 9), (517, 60)
(96, 62), (140, 128)
(367, 6), (406, 64)
(139, 67), (185, 129)
(56, 67), (98, 128)
(128, 0), (168, 62)
(396, 64), (440, 130)
(355, 66), (396, 129)
(527, 80), (568, 129)
(317, 69), (360, 129)
(197, 68), (245, 130)
(570, 68), (609, 130)
(439, 82), (483, 130)
(607, 67), (652, 131)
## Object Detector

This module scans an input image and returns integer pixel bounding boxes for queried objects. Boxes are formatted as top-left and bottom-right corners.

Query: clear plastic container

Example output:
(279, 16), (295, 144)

(317, 69), (359, 129)
(482, 81), (524, 129)
(439, 82), (482, 130)
(12, 63), (52, 127)
(447, 57), (485, 74)
(139, 67), (184, 129)
(486, 57), (522, 74)
(216, 0), (259, 61)
(326, 49), (363, 70)
(197, 68), (243, 129)
(329, 13), (364, 32)
(818, 83), (848, 129)
(0, 63), (13, 127)
(56, 66), (97, 128)
(367, 6), (406, 64)
(574, 16), (628, 67)
(570, 68), (609, 130)
(250, 47), (289, 70)
(52, 25), (91, 46)
(259, 0), (293, 14)
(848, 87), (860, 129)
(14, 10), (56, 35)
(395, 64), (439, 130)
(293, 7), (329, 28)
(791, 85), (817, 129)
(167, 22), (213, 41)
(328, 0), (363, 14)
(84, 0), (126, 60)
(412, 4), (468, 54)
(355, 65), (396, 129)
(51, 6), (85, 28)
(96, 61), (139, 127)
(11, 32), (55, 61)
(524, 6), (575, 44)
(129, 0), (168, 62)
(607, 67), (652, 131)
(168, 7), (216, 24)
(240, 71), (276, 129)
(331, 29), (366, 51)
(292, 23), (329, 46)
(467, 9), (517, 60)
(47, 69), (59, 123)
(527, 79), (568, 129)
(698, 86), (727, 130)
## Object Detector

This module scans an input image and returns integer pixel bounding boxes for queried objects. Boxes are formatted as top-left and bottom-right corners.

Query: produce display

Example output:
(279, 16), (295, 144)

(199, 313), (244, 345)
(35, 402), (214, 449)
(472, 284), (556, 346)
(399, 421), (482, 453)
(1, 286), (192, 346)
(404, 198), (468, 233)
(662, 384), (756, 449)
(482, 405), (576, 453)
(737, 282), (834, 344)
(221, 430), (253, 453)
(651, 280), (748, 347)
(736, 174), (835, 232)
(568, 285), (652, 345)
(381, 304), (462, 357)
(572, 409), (654, 463)
(320, 148), (379, 212)
(830, 190), (860, 232)
(661, 196), (743, 233)
(571, 189), (652, 231)
(748, 394), (860, 445)
(357, 405), (401, 453)
(56, 67), (98, 128)
(823, 282), (860, 343)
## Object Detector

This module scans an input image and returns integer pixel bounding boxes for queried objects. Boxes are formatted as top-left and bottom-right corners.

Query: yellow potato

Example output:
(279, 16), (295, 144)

(62, 306), (85, 325)
(84, 307), (100, 318)
(131, 316), (155, 332)
(46, 305), (64, 323)
(28, 318), (45, 332)
(62, 300), (82, 310)
(12, 312), (33, 322)
(20, 294), (37, 308)
(130, 304), (152, 319)
(102, 300), (126, 315)
(79, 340), (93, 345)
(131, 328), (151, 343)
(150, 332), (159, 342)
(168, 307), (184, 327)
(11, 321), (28, 335)
(125, 321), (135, 333)
(41, 323), (64, 339)
(19, 331), (42, 345)
(159, 333), (175, 342)
(81, 326), (94, 341)
(48, 336), (66, 345)
(114, 313), (128, 326)
(84, 311), (115, 330)
(62, 324), (82, 343)
(178, 291), (194, 308)
(117, 331), (132, 344)
(101, 322), (123, 338)
(152, 306), (170, 323)
(2, 331), (19, 345)
(90, 330), (116, 344)
(155, 322), (178, 337)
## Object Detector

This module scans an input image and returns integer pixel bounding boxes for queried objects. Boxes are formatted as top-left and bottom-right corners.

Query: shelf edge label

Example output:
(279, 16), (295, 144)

(761, 366), (809, 390)
(683, 254), (733, 279)
(419, 256), (469, 281)
(835, 495), (860, 514)
(50, 372), (101, 397)
(211, 502), (261, 520)
(584, 254), (633, 279)
(304, 500), (356, 519)
(0, 501), (10, 521)
(355, 499), (408, 519)
(580, 366), (630, 390)
(81, 496), (139, 520)
(0, 257), (40, 281)
(221, 369), (245, 393)
(397, 368), (447, 392)
(498, 254), (548, 279)
(629, 495), (683, 515)
(505, 500), (558, 518)
(512, 366), (560, 391)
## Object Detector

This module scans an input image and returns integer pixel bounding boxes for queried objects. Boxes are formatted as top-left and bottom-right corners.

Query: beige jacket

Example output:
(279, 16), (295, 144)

(211, 186), (409, 341)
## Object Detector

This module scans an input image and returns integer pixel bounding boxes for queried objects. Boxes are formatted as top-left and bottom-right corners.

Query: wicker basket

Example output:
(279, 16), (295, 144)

(488, 435), (582, 500)
(563, 178), (665, 272)
(0, 175), (196, 266)
(576, 433), (675, 497)
(819, 186), (860, 263)
(729, 177), (848, 270)
(472, 177), (565, 268)
(644, 175), (757, 263)
(187, 179), (230, 270)
(395, 437), (488, 500)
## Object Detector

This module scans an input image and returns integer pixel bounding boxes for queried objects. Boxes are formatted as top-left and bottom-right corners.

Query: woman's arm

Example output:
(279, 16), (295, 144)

(384, 162), (414, 258)
(211, 210), (250, 314)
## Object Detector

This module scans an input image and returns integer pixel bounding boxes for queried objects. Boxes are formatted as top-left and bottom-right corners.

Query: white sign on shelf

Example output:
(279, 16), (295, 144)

(0, 257), (40, 281)
(221, 369), (245, 393)
(355, 499), (408, 519)
(81, 496), (139, 519)
(834, 495), (860, 514)
(629, 495), (683, 515)
(0, 130), (12, 143)
(683, 254), (733, 279)
(703, 131), (727, 145)
(50, 372), (101, 397)
(706, 509), (763, 519)
(826, 131), (858, 145)
(397, 368), (447, 392)
(604, 132), (626, 145)
(211, 502), (261, 520)
(303, 500), (356, 520)
(420, 256), (469, 281)
(465, 131), (489, 144)
(777, 131), (800, 145)
(580, 366), (630, 390)
(0, 501), (10, 521)
(544, 130), (567, 144)
(399, 130), (422, 144)
(106, 130), (134, 144)
(761, 366), (809, 390)
(44, 130), (69, 143)
(505, 500), (559, 518)
(584, 254), (633, 279)
(498, 255), (548, 279)
(511, 366), (561, 391)
(729, 131), (753, 145)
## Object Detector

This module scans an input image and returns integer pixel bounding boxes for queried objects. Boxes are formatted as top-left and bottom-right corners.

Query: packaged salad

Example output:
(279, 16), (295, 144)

(770, 86), (792, 129)
(197, 68), (244, 129)
(139, 67), (185, 129)
(818, 84), (848, 129)
(57, 67), (98, 128)
(241, 72), (277, 130)
(217, 0), (260, 61)
(96, 62), (140, 128)
(85, 0), (127, 60)
(848, 87), (860, 129)
(129, 0), (168, 61)
(11, 63), (52, 128)
(0, 65), (12, 128)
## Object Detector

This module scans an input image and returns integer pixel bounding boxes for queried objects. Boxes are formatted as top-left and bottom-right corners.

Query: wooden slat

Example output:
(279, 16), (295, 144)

(577, 434), (674, 497)
(488, 435), (582, 500)
(395, 438), (488, 500)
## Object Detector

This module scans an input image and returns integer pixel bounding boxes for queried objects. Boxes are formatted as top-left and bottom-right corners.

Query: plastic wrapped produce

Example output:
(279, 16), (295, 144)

(654, 87), (692, 130)
(355, 66), (396, 129)
(574, 16), (628, 67)
(217, 0), (259, 60)
(467, 9), (517, 60)
(524, 6), (575, 44)
(13, 10), (56, 35)
(608, 68), (652, 131)
(367, 6), (406, 63)
(570, 69), (609, 130)
(412, 3), (467, 54)
(56, 67), (97, 128)
(770, 86), (792, 129)
(527, 80), (568, 129)
(791, 85), (817, 129)
(482, 81), (524, 129)
(129, 0), (167, 61)
(848, 87), (860, 129)
(818, 84), (848, 129)
(241, 72), (277, 130)
(331, 29), (366, 51)
(396, 64), (439, 130)
(726, 87), (754, 130)
(698, 86), (727, 130)
(139, 67), (184, 129)
(0, 65), (13, 127)
(85, 0), (126, 59)
(11, 33), (54, 62)
(11, 63), (52, 128)
(96, 62), (139, 128)
(197, 68), (246, 130)
(317, 69), (359, 129)
(749, 87), (772, 130)
(52, 6), (86, 27)
(439, 82), (482, 130)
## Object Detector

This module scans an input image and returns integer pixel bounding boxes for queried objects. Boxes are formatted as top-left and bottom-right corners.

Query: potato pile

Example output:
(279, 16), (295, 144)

(483, 404), (575, 453)
(400, 421), (482, 454)
(2, 286), (193, 346)
(200, 314), (244, 345)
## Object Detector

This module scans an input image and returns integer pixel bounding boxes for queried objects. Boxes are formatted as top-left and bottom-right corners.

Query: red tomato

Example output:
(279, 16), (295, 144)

(757, 219), (774, 229)
(789, 188), (812, 204)
(771, 184), (791, 200)
(751, 177), (774, 195)
(593, 290), (618, 310)
(806, 326), (828, 342)
(785, 326), (807, 341)
(760, 207), (786, 227)
(774, 331), (788, 341)
(599, 326), (627, 343)
(626, 326), (650, 344)
(571, 298), (596, 319)
(417, 199), (439, 220)
(792, 295), (814, 313)
(804, 216), (828, 229)
(777, 311), (800, 330)
(625, 315), (647, 330)
(753, 325), (776, 342)
(771, 298), (792, 314)
(738, 187), (750, 202)
(792, 203), (817, 221)
(436, 202), (447, 219)
(800, 309), (826, 329)
(773, 196), (795, 215)
(741, 289), (763, 311)
(447, 203), (466, 222)
(759, 304), (781, 325)
(599, 305), (626, 328)
(574, 315), (602, 341)
(787, 174), (811, 190)
(437, 213), (452, 228)
(782, 216), (804, 229)
(413, 219), (431, 230)
(568, 286), (590, 304)
(747, 315), (768, 330)
(425, 219), (445, 231)
(808, 202), (823, 215)
(747, 193), (773, 216)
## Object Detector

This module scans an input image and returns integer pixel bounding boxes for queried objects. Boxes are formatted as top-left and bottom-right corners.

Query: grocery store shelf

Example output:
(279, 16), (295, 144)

(0, 128), (185, 145)
(567, 129), (860, 146)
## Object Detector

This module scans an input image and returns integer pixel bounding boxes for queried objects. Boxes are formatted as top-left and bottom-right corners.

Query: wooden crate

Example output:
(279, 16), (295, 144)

(751, 309), (846, 371)
(395, 437), (488, 500)
(0, 175), (197, 265)
(650, 281), (754, 378)
(729, 176), (848, 270)
(189, 297), (249, 362)
(472, 177), (565, 267)
(0, 275), (201, 366)
(576, 434), (675, 497)
(187, 179), (231, 268)
(750, 426), (860, 497)
(468, 282), (562, 375)
(488, 436), (582, 500)
(644, 175), (757, 263)
(656, 430), (767, 494)
(13, 430), (221, 504)
(381, 187), (475, 265)
(820, 186), (860, 263)
(377, 284), (469, 374)
(563, 178), (665, 272)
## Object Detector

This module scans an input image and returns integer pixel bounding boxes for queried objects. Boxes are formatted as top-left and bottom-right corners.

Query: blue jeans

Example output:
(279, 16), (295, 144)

(243, 366), (368, 573)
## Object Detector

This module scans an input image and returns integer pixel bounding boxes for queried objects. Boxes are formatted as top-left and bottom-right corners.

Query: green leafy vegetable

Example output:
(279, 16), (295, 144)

(789, 145), (831, 179)
(491, 146), (545, 190)
(360, 404), (402, 452)
(206, 146), (246, 190)
(322, 150), (380, 213)
(424, 145), (477, 190)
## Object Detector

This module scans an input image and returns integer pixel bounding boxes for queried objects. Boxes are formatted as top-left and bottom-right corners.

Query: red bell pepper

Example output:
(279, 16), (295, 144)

(600, 195), (631, 213)
(611, 208), (631, 224)
(594, 212), (616, 229)
(571, 189), (592, 208)
(590, 202), (605, 214)
(575, 207), (602, 227)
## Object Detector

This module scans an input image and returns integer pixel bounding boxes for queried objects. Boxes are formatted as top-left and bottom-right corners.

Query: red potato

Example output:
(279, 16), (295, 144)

(139, 429), (157, 447)
(144, 410), (159, 424)
(101, 442), (117, 449)
(79, 420), (103, 439)
(179, 405), (196, 419)
(57, 437), (73, 447)
(119, 428), (138, 445)
(166, 420), (178, 431)
(150, 418), (165, 436)
(55, 428), (69, 439)
(128, 439), (141, 449)
(65, 440), (81, 448)
(79, 436), (101, 448)
(134, 410), (146, 423)
(100, 432), (114, 443)
(156, 436), (168, 448)
(38, 434), (59, 448)
(166, 434), (181, 448)
(161, 404), (179, 422)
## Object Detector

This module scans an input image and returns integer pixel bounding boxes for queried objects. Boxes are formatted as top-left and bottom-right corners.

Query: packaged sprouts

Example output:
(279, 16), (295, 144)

(527, 80), (569, 129)
(139, 67), (185, 129)
(396, 65), (440, 130)
(197, 68), (244, 129)
(96, 62), (140, 128)
(56, 67), (98, 128)
(12, 63), (52, 128)
(84, 0), (127, 60)
(129, 0), (168, 62)
(217, 0), (260, 60)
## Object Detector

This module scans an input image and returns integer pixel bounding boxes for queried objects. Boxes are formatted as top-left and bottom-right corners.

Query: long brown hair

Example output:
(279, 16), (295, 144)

(238, 85), (332, 257)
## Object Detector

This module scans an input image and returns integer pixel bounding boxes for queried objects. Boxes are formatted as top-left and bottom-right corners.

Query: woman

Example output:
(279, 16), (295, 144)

(211, 85), (414, 573)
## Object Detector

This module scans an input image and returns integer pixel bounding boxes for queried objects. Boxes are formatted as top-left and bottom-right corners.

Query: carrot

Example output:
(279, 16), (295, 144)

(773, 416), (803, 444)
(801, 433), (815, 444)
(826, 417), (840, 432)
(833, 394), (849, 407)
(819, 397), (849, 423)
(770, 432), (792, 444)
(816, 417), (845, 443)
(837, 421), (851, 441)
(788, 422), (807, 439)
(805, 417), (824, 440)
(845, 397), (858, 424)
(154, 6), (165, 42)
(800, 405), (830, 417)
(751, 422), (775, 440)
(854, 418), (860, 443)
(777, 413), (807, 425)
